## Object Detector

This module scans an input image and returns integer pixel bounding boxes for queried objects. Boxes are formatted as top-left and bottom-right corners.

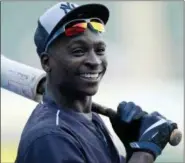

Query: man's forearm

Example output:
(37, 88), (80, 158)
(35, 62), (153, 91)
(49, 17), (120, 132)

(127, 152), (154, 163)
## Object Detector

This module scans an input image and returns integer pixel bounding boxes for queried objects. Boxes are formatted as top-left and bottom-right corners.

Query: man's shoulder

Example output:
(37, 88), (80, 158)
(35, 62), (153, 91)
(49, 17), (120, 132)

(18, 103), (66, 154)
(19, 122), (70, 151)
(17, 119), (77, 161)
(22, 103), (56, 133)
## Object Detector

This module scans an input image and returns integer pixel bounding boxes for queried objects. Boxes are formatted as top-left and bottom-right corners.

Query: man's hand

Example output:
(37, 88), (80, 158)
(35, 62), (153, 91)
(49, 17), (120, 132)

(109, 101), (177, 161)
(110, 101), (147, 158)
(129, 111), (177, 160)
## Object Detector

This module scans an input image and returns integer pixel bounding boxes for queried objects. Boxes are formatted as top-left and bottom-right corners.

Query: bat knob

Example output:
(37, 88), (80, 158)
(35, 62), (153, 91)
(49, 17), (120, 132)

(169, 129), (182, 146)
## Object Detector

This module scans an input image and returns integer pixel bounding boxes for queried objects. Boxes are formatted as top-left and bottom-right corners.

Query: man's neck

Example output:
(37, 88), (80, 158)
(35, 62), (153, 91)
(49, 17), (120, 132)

(46, 82), (92, 113)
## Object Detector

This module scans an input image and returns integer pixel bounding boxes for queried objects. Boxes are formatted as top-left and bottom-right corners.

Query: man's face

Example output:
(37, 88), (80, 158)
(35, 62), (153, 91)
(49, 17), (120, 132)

(42, 28), (107, 96)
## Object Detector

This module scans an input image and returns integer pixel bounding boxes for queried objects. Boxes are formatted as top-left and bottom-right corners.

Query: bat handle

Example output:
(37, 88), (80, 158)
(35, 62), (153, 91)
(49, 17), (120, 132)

(92, 102), (182, 146)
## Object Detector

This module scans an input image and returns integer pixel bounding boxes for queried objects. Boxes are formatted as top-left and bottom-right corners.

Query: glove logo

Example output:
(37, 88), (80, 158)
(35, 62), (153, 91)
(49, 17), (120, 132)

(151, 131), (158, 139)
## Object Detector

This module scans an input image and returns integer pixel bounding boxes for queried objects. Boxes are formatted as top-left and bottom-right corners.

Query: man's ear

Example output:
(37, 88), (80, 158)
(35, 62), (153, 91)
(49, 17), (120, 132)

(40, 52), (51, 72)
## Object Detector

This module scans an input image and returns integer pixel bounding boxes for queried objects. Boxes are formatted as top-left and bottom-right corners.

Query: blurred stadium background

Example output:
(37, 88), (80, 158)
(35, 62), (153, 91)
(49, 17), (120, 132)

(1, 1), (184, 162)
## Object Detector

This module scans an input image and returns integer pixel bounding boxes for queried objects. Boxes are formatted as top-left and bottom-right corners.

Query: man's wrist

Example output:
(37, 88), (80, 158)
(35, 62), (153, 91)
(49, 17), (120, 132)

(128, 151), (154, 163)
(130, 141), (161, 159)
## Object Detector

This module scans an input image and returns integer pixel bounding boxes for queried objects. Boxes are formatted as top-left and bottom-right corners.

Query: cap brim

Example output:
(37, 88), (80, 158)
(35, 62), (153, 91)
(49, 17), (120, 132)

(53, 3), (109, 34)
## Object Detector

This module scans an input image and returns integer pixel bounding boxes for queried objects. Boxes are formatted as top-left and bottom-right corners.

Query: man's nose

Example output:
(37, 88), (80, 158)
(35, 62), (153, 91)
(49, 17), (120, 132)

(85, 50), (102, 68)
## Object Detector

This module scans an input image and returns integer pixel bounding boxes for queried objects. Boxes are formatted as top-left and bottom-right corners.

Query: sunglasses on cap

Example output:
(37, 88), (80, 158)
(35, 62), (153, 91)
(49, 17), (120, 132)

(45, 17), (105, 52)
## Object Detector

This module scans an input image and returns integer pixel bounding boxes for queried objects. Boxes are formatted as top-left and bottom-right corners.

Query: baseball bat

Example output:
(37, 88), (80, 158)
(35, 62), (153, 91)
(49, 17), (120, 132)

(1, 54), (46, 102)
(1, 55), (182, 146)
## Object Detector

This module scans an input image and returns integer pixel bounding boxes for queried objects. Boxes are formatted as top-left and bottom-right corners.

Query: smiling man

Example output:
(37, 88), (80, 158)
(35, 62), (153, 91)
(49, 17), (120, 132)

(15, 1), (177, 163)
(44, 27), (107, 111)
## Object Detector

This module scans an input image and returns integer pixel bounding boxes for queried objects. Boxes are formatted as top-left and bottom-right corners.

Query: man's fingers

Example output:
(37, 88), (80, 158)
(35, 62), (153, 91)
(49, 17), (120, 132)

(133, 111), (148, 120)
(168, 121), (178, 133)
(117, 101), (127, 114)
(151, 111), (167, 119)
(117, 101), (145, 123)
(150, 112), (178, 133)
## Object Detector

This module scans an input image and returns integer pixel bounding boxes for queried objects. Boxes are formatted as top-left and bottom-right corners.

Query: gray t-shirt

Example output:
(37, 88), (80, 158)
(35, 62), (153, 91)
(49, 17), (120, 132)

(78, 112), (92, 121)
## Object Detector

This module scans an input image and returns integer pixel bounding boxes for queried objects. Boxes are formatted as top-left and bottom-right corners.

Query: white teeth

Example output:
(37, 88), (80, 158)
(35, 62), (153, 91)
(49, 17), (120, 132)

(80, 73), (99, 78)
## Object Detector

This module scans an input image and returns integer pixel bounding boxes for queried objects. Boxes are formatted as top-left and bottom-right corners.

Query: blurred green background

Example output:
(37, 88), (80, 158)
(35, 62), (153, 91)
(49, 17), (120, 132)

(1, 1), (184, 163)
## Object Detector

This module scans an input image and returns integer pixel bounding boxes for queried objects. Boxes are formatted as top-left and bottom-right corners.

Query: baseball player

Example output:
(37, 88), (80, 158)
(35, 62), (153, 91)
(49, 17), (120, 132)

(15, 1), (178, 163)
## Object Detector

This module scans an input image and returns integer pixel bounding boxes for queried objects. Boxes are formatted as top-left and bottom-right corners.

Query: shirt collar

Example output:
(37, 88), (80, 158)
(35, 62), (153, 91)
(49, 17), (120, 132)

(42, 93), (95, 123)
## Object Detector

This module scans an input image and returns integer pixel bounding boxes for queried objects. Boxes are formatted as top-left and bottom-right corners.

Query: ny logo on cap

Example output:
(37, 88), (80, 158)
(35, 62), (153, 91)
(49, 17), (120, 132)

(60, 2), (76, 14)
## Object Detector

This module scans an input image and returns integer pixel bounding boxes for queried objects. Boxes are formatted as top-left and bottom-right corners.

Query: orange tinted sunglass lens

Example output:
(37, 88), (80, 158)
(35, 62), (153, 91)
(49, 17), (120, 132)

(90, 22), (105, 32)
(73, 22), (87, 28)
(65, 22), (87, 36)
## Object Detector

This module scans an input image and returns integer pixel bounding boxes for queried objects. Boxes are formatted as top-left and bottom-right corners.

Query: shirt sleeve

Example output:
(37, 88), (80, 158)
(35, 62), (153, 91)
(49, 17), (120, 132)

(22, 133), (86, 163)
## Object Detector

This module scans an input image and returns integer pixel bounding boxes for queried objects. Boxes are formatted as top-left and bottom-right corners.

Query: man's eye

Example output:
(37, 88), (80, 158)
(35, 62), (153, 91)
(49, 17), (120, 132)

(72, 48), (85, 56)
(96, 47), (105, 55)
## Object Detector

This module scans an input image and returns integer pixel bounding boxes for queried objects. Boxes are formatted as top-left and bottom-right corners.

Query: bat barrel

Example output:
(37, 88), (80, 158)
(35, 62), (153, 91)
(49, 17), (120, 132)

(1, 55), (46, 102)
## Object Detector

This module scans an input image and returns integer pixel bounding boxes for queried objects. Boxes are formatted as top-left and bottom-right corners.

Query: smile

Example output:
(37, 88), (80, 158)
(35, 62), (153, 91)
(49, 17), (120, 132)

(79, 72), (102, 81)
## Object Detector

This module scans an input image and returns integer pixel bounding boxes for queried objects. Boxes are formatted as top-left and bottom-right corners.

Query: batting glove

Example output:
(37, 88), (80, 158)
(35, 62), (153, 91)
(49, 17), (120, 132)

(129, 112), (177, 160)
(110, 101), (147, 157)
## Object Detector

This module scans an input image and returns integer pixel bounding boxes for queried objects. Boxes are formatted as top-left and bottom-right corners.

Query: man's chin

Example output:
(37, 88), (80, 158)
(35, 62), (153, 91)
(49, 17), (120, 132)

(85, 90), (98, 96)
(79, 86), (99, 96)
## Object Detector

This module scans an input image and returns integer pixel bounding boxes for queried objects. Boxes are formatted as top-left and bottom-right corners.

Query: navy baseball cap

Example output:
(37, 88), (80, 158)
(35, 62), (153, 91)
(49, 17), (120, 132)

(34, 1), (109, 56)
